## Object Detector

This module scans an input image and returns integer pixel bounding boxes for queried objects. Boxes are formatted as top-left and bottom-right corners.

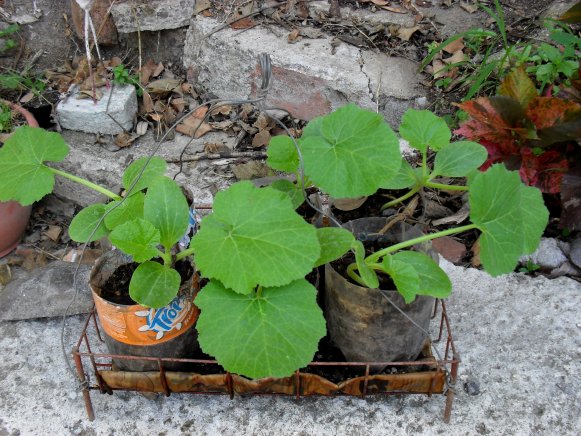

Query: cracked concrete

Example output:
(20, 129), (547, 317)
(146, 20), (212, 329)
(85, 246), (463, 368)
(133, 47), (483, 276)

(183, 15), (424, 127)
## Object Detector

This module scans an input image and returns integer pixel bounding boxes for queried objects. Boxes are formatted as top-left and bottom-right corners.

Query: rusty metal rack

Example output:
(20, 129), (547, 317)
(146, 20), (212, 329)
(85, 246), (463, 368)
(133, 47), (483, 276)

(72, 300), (459, 422)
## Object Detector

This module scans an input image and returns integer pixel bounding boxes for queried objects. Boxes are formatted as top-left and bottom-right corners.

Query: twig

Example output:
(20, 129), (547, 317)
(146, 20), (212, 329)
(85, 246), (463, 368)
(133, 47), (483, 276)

(377, 195), (419, 235)
(166, 150), (266, 163)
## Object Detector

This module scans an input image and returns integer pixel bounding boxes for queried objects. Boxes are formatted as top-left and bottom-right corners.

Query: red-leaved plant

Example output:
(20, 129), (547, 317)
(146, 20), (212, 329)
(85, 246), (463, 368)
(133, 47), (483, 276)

(455, 67), (580, 194)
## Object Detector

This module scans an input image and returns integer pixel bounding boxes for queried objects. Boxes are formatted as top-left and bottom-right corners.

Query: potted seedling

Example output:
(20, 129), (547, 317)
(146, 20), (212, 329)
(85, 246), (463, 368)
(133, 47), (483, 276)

(263, 104), (549, 363)
(0, 126), (199, 370)
(0, 99), (40, 257)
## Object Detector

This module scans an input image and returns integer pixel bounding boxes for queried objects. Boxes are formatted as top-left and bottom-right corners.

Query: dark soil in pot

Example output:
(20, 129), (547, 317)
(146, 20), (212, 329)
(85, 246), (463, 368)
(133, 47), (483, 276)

(90, 250), (200, 372)
(325, 218), (437, 367)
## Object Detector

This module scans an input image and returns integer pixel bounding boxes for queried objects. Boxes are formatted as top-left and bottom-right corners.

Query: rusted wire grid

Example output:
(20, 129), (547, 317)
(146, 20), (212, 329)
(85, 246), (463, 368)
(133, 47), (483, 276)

(72, 300), (459, 423)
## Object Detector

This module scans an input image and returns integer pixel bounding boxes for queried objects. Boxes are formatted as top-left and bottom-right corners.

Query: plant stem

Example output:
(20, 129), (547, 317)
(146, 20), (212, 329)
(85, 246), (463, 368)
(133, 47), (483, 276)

(366, 223), (478, 264)
(424, 181), (469, 191)
(48, 167), (122, 200)
(381, 185), (421, 210)
(175, 247), (195, 261)
(346, 263), (367, 287)
(160, 247), (172, 266)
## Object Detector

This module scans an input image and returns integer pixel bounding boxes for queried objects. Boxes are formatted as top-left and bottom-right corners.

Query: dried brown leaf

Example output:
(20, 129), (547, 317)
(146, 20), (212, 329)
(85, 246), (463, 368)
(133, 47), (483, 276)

(153, 62), (164, 78)
(194, 0), (212, 14)
(251, 129), (271, 148)
(443, 50), (467, 65)
(170, 97), (186, 113)
(19, 92), (35, 104)
(331, 196), (368, 211)
(381, 5), (406, 13)
(146, 78), (181, 96)
(204, 142), (230, 154)
(210, 105), (233, 116)
(253, 113), (273, 131)
(115, 132), (138, 148)
(288, 28), (301, 43)
(110, 57), (123, 67)
(396, 25), (420, 41)
(44, 225), (62, 242)
(142, 91), (154, 113)
(442, 38), (464, 54)
(460, 2), (479, 14)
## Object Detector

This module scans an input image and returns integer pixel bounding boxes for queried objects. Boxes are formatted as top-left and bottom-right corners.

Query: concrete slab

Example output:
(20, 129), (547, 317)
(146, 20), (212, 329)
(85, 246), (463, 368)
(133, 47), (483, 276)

(183, 16), (425, 126)
(0, 258), (579, 434)
(0, 261), (92, 321)
(111, 0), (195, 33)
(56, 85), (137, 134)
(53, 129), (237, 206)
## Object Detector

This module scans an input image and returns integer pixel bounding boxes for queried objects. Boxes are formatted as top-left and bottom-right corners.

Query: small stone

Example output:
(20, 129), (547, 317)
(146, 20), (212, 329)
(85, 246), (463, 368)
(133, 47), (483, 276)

(569, 238), (581, 269)
(0, 264), (12, 285)
(57, 85), (137, 134)
(520, 238), (568, 270)
(464, 380), (480, 396)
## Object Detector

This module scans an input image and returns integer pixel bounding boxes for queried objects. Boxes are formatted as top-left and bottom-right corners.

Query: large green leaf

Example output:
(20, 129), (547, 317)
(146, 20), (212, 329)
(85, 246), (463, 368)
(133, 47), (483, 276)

(379, 255), (420, 304)
(353, 240), (379, 288)
(122, 156), (167, 194)
(399, 109), (451, 153)
(314, 227), (354, 268)
(432, 141), (488, 177)
(190, 182), (320, 294)
(129, 261), (181, 308)
(0, 126), (69, 205)
(104, 192), (145, 230)
(392, 251), (451, 300)
(266, 136), (299, 173)
(469, 164), (548, 276)
(109, 218), (161, 262)
(301, 104), (401, 198)
(381, 159), (422, 189)
(68, 204), (109, 243)
(195, 279), (326, 379)
(143, 177), (189, 249)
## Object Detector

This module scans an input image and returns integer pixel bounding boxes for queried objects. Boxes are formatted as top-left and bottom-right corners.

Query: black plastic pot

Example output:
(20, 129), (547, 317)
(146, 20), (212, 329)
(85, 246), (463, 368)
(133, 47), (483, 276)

(325, 218), (436, 364)
(89, 250), (200, 372)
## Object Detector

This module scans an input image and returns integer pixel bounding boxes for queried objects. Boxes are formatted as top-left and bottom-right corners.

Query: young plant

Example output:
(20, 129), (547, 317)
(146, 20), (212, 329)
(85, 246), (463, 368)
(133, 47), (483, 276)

(112, 64), (143, 96)
(187, 181), (354, 378)
(0, 24), (19, 52)
(265, 104), (548, 308)
(0, 126), (190, 308)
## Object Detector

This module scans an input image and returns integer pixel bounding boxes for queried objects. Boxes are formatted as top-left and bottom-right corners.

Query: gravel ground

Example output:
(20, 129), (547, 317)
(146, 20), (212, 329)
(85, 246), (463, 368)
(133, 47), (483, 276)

(0, 258), (580, 435)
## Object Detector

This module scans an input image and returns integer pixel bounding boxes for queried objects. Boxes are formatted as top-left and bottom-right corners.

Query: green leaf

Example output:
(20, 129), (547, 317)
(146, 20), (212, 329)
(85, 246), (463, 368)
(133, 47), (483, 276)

(399, 109), (451, 153)
(469, 164), (548, 276)
(352, 240), (379, 288)
(129, 261), (181, 308)
(519, 184), (549, 255)
(270, 179), (304, 209)
(314, 227), (355, 268)
(0, 126), (69, 205)
(266, 136), (299, 173)
(379, 255), (420, 304)
(109, 218), (161, 262)
(69, 204), (109, 243)
(392, 251), (451, 300)
(498, 68), (538, 107)
(432, 141), (488, 177)
(381, 159), (421, 189)
(122, 156), (167, 194)
(195, 279), (326, 379)
(190, 181), (320, 294)
(104, 192), (145, 230)
(143, 177), (189, 249)
(301, 104), (401, 198)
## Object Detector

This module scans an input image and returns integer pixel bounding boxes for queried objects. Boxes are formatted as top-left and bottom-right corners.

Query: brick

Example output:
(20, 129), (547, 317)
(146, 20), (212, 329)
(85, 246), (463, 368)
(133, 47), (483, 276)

(56, 84), (137, 134)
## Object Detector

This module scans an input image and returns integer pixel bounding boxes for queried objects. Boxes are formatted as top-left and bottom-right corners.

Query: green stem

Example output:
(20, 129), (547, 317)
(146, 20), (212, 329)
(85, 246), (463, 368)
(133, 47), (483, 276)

(381, 184), (421, 210)
(424, 181), (469, 191)
(160, 247), (172, 266)
(346, 263), (367, 287)
(175, 247), (195, 262)
(422, 151), (428, 180)
(366, 223), (478, 264)
(49, 167), (122, 201)
(256, 285), (263, 298)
